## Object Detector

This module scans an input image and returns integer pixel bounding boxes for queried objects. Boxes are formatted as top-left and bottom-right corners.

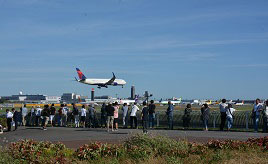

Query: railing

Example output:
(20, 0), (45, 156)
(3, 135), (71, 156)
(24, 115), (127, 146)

(154, 111), (254, 129)
(0, 111), (262, 130)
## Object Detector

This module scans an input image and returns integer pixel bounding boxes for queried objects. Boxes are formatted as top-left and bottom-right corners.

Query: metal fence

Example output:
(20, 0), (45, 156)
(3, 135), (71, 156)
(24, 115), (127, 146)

(0, 111), (262, 130)
(155, 111), (255, 129)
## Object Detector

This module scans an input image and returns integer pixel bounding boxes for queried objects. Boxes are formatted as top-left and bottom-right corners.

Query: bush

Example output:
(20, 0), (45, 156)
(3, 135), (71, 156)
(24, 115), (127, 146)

(8, 139), (73, 163)
(75, 142), (123, 160)
(0, 117), (7, 128)
(4, 135), (268, 163)
(124, 134), (190, 160)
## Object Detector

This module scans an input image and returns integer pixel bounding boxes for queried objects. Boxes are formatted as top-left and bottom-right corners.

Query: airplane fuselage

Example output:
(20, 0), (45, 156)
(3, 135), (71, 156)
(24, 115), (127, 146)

(78, 78), (126, 86)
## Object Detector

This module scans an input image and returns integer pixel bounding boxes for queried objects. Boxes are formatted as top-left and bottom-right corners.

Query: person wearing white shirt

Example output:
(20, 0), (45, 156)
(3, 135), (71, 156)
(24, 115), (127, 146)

(21, 104), (28, 126)
(219, 99), (228, 131)
(262, 100), (268, 133)
(252, 98), (263, 132)
(6, 109), (13, 131)
(80, 105), (87, 128)
(62, 104), (69, 127)
(30, 106), (36, 126)
(35, 106), (42, 126)
(130, 103), (139, 129)
(226, 104), (236, 131)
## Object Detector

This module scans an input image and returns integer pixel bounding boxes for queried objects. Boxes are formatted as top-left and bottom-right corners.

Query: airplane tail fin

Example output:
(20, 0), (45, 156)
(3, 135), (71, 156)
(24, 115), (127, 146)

(76, 68), (86, 80)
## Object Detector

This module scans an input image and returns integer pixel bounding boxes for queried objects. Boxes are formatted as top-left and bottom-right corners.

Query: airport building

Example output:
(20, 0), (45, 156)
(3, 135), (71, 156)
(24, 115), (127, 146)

(42, 96), (61, 104)
(61, 93), (81, 104)
(131, 86), (135, 100)
(1, 94), (46, 103)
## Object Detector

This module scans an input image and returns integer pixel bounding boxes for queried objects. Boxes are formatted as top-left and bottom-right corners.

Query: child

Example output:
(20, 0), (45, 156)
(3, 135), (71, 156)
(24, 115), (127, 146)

(226, 104), (236, 131)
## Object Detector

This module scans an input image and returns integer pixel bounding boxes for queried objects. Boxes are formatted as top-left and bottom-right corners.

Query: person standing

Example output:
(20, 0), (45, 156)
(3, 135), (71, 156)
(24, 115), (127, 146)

(201, 104), (210, 131)
(58, 104), (63, 126)
(166, 101), (174, 130)
(41, 105), (50, 130)
(148, 100), (156, 129)
(30, 106), (36, 126)
(141, 101), (149, 134)
(122, 103), (129, 128)
(49, 104), (56, 127)
(226, 104), (236, 131)
(21, 104), (28, 126)
(113, 102), (119, 131)
(252, 98), (263, 132)
(100, 103), (107, 128)
(6, 109), (13, 132)
(12, 108), (19, 131)
(80, 105), (87, 128)
(62, 104), (68, 127)
(88, 104), (96, 128)
(106, 103), (115, 132)
(183, 104), (192, 129)
(262, 100), (268, 133)
(72, 104), (79, 128)
(219, 99), (228, 131)
(35, 106), (42, 127)
(130, 102), (139, 129)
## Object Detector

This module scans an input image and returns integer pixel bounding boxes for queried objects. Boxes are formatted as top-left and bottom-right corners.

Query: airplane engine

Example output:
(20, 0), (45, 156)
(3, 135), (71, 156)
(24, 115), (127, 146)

(113, 82), (118, 86)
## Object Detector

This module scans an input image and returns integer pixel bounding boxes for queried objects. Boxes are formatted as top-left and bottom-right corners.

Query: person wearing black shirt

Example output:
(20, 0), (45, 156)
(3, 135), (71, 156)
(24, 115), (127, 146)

(106, 103), (115, 132)
(148, 100), (156, 128)
(100, 103), (107, 128)
(141, 101), (149, 134)
(72, 104), (79, 128)
(49, 104), (56, 127)
(12, 108), (19, 131)
(183, 104), (192, 129)
(41, 104), (50, 130)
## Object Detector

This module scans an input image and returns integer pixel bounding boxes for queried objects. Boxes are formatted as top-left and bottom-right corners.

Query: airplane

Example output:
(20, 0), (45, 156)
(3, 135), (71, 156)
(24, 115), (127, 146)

(75, 68), (126, 89)
(235, 100), (245, 106)
(160, 98), (182, 106)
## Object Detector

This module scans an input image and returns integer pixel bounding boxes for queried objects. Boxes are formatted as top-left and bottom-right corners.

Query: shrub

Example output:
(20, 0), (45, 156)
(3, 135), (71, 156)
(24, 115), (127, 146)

(4, 135), (268, 163)
(75, 142), (123, 161)
(0, 117), (7, 128)
(8, 139), (72, 163)
(124, 134), (190, 160)
(246, 136), (268, 150)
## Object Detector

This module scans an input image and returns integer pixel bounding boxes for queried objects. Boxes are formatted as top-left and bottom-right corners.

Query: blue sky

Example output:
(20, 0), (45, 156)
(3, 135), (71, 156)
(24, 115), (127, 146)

(0, 0), (268, 100)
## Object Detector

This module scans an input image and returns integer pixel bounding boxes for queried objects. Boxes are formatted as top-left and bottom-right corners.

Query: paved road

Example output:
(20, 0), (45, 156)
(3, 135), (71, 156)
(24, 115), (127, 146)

(0, 127), (267, 149)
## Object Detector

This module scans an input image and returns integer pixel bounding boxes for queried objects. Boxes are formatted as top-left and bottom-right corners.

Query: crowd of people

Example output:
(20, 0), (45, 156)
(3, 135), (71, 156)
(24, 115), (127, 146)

(2, 99), (268, 133)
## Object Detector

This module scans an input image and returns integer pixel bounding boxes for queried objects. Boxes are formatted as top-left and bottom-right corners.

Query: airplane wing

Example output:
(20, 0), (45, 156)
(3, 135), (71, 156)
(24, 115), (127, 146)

(105, 72), (116, 85)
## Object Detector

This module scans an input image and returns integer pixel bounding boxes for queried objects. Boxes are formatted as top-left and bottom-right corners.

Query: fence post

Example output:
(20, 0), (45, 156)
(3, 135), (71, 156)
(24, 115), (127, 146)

(213, 112), (216, 129)
(246, 111), (249, 130)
